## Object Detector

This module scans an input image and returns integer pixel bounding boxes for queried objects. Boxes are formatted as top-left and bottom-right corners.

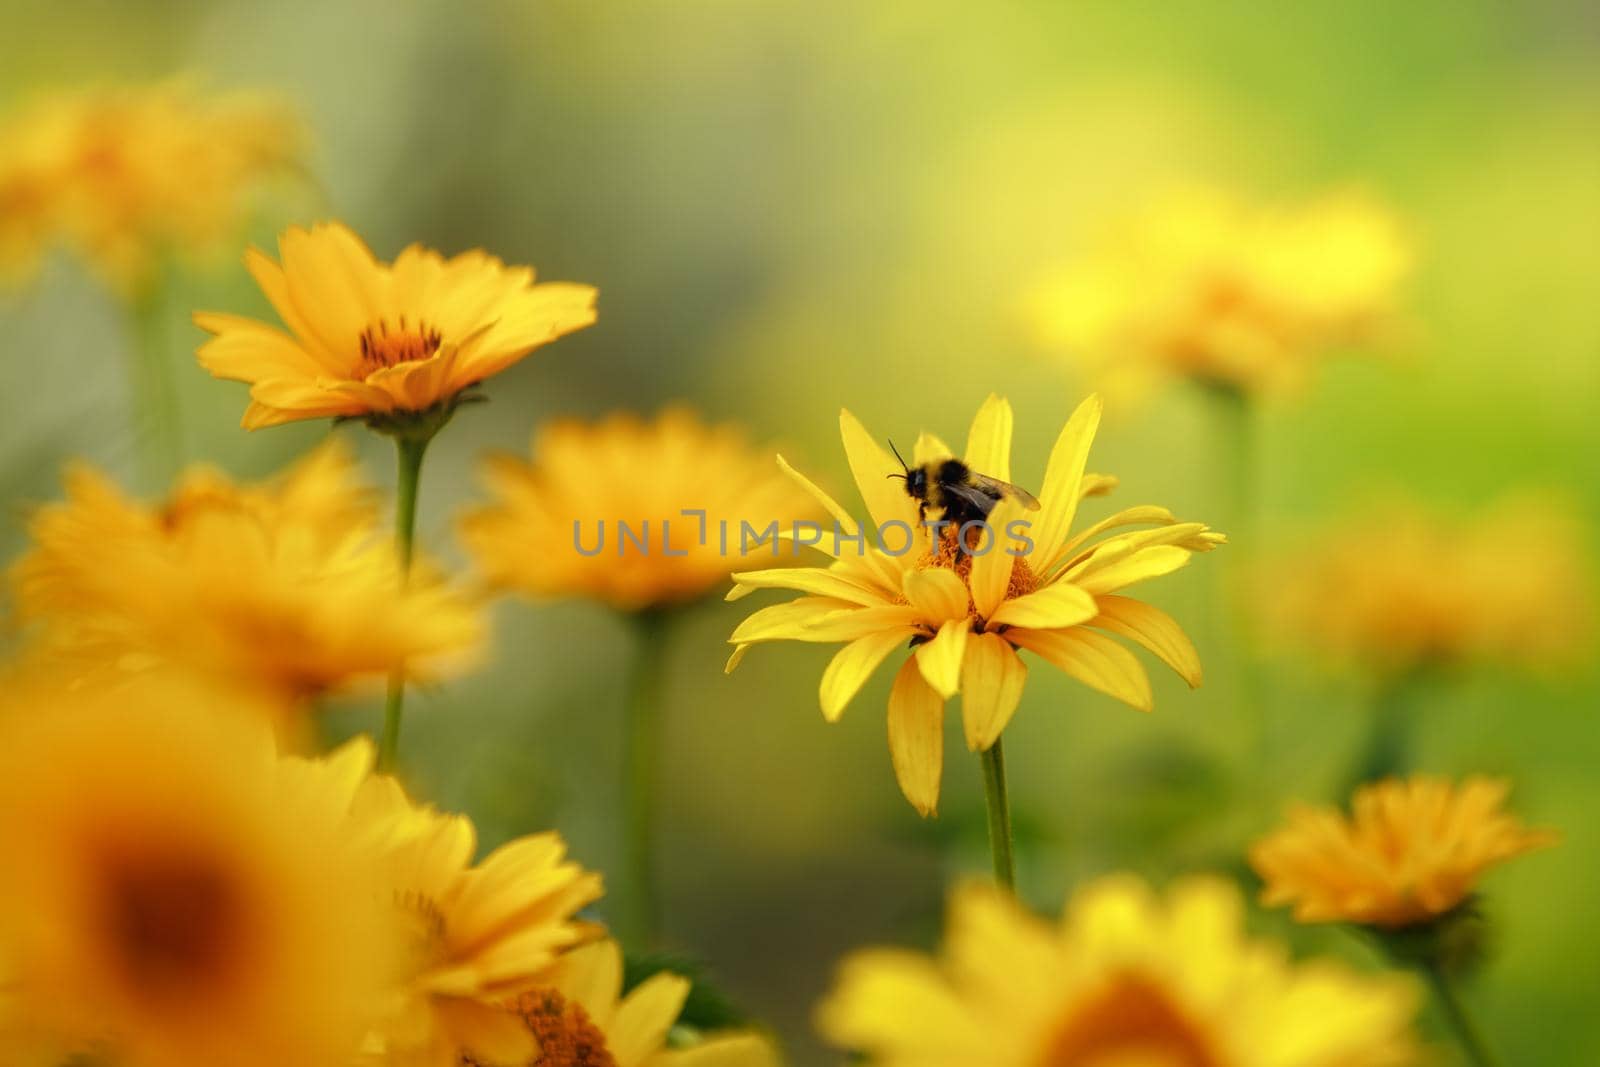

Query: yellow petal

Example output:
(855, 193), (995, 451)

(820, 628), (918, 722)
(1075, 545), (1191, 596)
(727, 566), (886, 607)
(912, 431), (954, 466)
(840, 408), (918, 534)
(1092, 594), (1202, 687)
(1058, 505), (1178, 559)
(1009, 627), (1152, 711)
(987, 581), (1098, 630)
(960, 633), (1027, 751)
(915, 618), (969, 698)
(1033, 394), (1104, 572)
(887, 657), (944, 816)
(724, 644), (751, 673)
(193, 312), (327, 382)
(728, 597), (858, 643)
(607, 971), (691, 1067)
(662, 1034), (782, 1067)
(963, 393), (1013, 483)
(967, 499), (1023, 620)
(902, 567), (970, 622)
(801, 605), (925, 642)
(776, 453), (860, 540)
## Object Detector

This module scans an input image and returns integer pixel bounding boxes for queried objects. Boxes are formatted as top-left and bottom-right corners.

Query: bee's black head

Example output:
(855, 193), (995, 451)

(905, 466), (928, 499)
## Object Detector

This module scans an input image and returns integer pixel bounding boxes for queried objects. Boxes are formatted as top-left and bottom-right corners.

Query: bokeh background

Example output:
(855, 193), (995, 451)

(2, 2), (1596, 1063)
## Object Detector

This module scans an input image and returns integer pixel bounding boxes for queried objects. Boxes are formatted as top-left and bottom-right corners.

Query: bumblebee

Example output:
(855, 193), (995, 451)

(888, 441), (1041, 528)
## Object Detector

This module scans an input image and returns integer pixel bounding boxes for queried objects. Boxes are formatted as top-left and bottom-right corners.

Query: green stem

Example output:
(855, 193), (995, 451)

(1420, 959), (1501, 1067)
(1345, 669), (1422, 796)
(978, 737), (1016, 891)
(621, 611), (668, 946)
(127, 281), (184, 488)
(1207, 384), (1263, 759)
(378, 435), (430, 772)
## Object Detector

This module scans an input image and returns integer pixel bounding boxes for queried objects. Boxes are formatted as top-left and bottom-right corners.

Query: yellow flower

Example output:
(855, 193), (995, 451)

(194, 220), (597, 429)
(0, 677), (401, 1067)
(0, 80), (303, 292)
(459, 408), (822, 612)
(1029, 186), (1412, 397)
(7, 439), (483, 714)
(726, 394), (1222, 814)
(818, 875), (1419, 1067)
(489, 938), (783, 1067)
(1263, 493), (1595, 677)
(1251, 775), (1557, 929)
(348, 774), (606, 1067)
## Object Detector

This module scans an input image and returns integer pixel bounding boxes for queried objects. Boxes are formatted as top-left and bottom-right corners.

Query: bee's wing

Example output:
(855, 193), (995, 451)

(967, 472), (1042, 511)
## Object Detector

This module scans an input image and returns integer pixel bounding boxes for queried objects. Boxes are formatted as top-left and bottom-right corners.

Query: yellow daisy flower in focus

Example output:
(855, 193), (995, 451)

(0, 679), (401, 1067)
(194, 220), (598, 430)
(348, 775), (606, 1067)
(1251, 775), (1557, 929)
(459, 408), (823, 612)
(486, 938), (783, 1067)
(7, 440), (482, 714)
(1029, 186), (1412, 398)
(726, 394), (1222, 815)
(1264, 494), (1595, 678)
(818, 875), (1419, 1067)
(0, 80), (303, 292)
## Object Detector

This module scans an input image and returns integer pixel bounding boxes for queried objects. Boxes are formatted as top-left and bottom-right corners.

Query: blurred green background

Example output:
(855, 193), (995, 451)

(2, 2), (1596, 1063)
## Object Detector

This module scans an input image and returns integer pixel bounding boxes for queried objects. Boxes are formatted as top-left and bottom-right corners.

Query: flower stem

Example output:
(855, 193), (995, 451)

(621, 610), (668, 946)
(1207, 384), (1263, 759)
(1420, 959), (1501, 1067)
(127, 280), (184, 488)
(378, 434), (429, 772)
(1345, 668), (1423, 796)
(978, 737), (1016, 891)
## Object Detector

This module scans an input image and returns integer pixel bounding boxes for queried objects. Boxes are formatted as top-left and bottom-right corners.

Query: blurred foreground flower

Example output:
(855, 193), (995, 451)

(196, 219), (596, 769)
(460, 407), (820, 946)
(1251, 775), (1555, 931)
(818, 874), (1419, 1067)
(490, 938), (782, 1067)
(1253, 776), (1554, 1066)
(726, 393), (1222, 883)
(1029, 185), (1412, 399)
(1266, 493), (1595, 679)
(0, 680), (400, 1067)
(460, 408), (818, 612)
(347, 773), (604, 1067)
(0, 79), (303, 292)
(7, 439), (482, 723)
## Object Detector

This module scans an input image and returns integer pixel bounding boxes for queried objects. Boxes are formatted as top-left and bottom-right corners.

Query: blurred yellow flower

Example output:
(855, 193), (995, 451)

(459, 408), (822, 612)
(726, 394), (1222, 815)
(1029, 186), (1412, 397)
(1251, 775), (1557, 929)
(350, 775), (605, 1067)
(194, 220), (598, 430)
(7, 439), (483, 714)
(1263, 494), (1595, 677)
(818, 875), (1419, 1067)
(0, 679), (401, 1067)
(0, 80), (303, 292)
(492, 938), (783, 1067)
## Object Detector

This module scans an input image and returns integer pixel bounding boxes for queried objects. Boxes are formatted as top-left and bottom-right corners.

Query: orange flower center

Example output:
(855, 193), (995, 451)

(357, 316), (442, 377)
(1040, 974), (1218, 1067)
(491, 989), (616, 1067)
(97, 845), (245, 1003)
(918, 524), (1041, 615)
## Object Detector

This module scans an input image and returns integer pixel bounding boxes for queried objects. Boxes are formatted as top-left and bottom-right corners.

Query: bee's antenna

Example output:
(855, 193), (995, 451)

(886, 438), (910, 472)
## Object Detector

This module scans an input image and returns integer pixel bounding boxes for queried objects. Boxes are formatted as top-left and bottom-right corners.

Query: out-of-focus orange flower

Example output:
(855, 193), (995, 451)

(1029, 186), (1413, 398)
(1252, 775), (1556, 928)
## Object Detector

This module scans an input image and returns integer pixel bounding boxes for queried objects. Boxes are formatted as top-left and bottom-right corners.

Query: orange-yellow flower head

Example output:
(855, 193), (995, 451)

(1264, 493), (1595, 677)
(726, 394), (1223, 815)
(459, 408), (823, 613)
(194, 220), (597, 430)
(0, 678), (401, 1067)
(1029, 186), (1412, 398)
(346, 775), (605, 1067)
(487, 938), (783, 1067)
(7, 439), (483, 715)
(818, 875), (1420, 1067)
(1251, 775), (1557, 929)
(0, 80), (303, 292)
